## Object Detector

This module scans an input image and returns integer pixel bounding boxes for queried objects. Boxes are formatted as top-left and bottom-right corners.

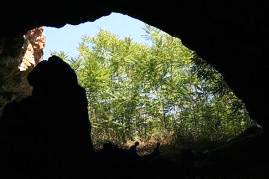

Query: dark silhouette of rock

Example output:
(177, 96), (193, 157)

(0, 55), (93, 178)
(129, 141), (139, 158)
(152, 142), (160, 155)
(142, 142), (161, 162)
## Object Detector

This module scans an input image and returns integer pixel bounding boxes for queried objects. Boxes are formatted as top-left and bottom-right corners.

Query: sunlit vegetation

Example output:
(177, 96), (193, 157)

(52, 25), (253, 150)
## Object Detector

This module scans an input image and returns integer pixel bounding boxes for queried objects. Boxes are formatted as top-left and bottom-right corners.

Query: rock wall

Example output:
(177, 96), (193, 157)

(0, 27), (45, 106)
(19, 27), (45, 71)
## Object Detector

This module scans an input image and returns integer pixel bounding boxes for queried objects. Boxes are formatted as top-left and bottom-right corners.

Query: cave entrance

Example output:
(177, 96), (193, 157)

(43, 12), (257, 155)
(1, 12), (257, 156)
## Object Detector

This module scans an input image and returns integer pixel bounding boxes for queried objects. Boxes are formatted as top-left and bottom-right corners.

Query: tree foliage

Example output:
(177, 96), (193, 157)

(53, 25), (253, 147)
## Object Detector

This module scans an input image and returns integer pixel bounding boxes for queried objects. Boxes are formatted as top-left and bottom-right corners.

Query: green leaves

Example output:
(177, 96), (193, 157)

(53, 25), (253, 148)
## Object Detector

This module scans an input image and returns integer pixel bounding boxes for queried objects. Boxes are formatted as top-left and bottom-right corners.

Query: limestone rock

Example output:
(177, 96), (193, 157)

(19, 27), (45, 71)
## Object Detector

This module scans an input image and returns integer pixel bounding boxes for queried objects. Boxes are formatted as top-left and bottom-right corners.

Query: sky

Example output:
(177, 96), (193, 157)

(43, 13), (150, 60)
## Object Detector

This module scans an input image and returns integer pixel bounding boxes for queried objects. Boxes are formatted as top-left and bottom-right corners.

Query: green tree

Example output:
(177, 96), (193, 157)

(54, 25), (253, 148)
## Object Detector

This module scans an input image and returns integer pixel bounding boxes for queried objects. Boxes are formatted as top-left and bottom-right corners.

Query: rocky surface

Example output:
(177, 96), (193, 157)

(0, 27), (45, 105)
(19, 27), (45, 71)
